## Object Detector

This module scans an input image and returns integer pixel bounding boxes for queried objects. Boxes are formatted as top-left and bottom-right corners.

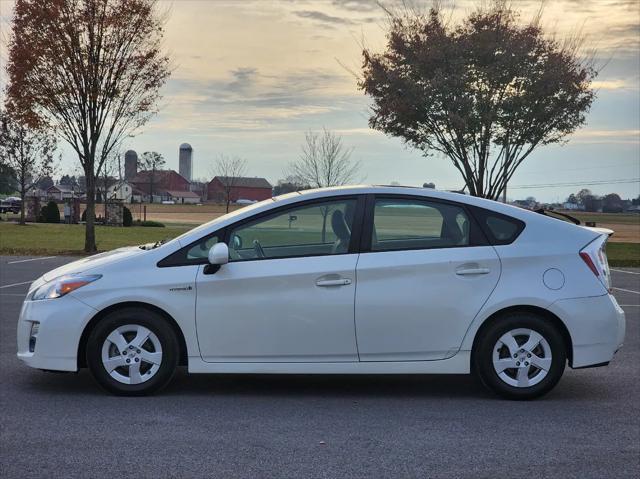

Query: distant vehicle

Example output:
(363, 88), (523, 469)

(235, 198), (257, 205)
(17, 186), (625, 399)
(161, 200), (175, 205)
(0, 198), (21, 214)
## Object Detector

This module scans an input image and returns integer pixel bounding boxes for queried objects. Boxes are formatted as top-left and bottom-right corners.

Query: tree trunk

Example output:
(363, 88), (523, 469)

(19, 188), (26, 225)
(84, 175), (97, 253)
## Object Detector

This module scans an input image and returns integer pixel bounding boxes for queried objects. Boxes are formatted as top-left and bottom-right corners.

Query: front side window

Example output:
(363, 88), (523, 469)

(371, 198), (471, 251)
(228, 199), (357, 261)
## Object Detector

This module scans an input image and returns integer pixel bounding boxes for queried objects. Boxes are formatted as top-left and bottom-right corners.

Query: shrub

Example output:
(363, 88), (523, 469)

(39, 201), (60, 223)
(123, 206), (133, 227)
(133, 219), (165, 227)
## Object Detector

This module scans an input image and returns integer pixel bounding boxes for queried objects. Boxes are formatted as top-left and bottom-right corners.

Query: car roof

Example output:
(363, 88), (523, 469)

(272, 185), (528, 218)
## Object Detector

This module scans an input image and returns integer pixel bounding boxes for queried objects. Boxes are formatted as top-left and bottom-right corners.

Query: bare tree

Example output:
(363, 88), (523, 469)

(138, 151), (165, 203)
(96, 150), (121, 203)
(6, 0), (170, 251)
(288, 129), (361, 241)
(0, 110), (55, 224)
(289, 129), (360, 189)
(212, 155), (248, 213)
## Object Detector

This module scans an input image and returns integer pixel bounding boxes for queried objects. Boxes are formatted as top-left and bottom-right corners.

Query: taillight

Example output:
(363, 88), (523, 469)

(580, 234), (612, 292)
(580, 251), (599, 277)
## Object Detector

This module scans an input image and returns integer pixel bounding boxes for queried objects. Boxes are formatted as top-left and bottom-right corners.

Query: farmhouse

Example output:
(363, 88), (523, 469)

(207, 176), (272, 203)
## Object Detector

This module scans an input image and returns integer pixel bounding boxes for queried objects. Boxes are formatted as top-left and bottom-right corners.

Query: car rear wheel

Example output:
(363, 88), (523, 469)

(474, 312), (566, 400)
(86, 308), (179, 396)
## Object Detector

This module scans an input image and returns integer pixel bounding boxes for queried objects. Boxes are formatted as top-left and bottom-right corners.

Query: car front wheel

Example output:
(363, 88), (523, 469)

(474, 312), (567, 400)
(86, 308), (179, 396)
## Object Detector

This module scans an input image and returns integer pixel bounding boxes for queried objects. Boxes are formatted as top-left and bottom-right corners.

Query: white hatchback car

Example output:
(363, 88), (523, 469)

(17, 186), (625, 399)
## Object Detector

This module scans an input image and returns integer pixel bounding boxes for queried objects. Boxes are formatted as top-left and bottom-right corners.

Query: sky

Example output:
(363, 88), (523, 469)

(0, 0), (639, 202)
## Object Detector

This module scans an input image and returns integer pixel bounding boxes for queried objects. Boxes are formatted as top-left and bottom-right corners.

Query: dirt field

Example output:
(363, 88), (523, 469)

(560, 211), (640, 243)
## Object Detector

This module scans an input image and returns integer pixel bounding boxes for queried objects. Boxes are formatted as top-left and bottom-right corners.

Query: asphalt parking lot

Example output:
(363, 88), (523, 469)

(1, 255), (638, 479)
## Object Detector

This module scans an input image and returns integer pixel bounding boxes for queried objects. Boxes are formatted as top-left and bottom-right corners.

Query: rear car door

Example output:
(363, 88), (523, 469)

(354, 195), (501, 361)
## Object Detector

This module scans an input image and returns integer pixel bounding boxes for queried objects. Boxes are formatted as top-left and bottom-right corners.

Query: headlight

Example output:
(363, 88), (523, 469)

(31, 274), (102, 300)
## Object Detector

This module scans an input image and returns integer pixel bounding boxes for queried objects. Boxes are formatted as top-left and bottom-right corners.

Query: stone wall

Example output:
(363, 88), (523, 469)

(104, 202), (123, 226)
(25, 197), (40, 222)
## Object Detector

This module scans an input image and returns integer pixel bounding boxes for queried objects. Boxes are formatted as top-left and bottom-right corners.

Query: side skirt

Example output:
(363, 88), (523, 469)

(187, 351), (471, 374)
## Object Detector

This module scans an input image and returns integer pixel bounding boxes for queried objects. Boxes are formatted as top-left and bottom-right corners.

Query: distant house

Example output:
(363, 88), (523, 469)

(163, 190), (200, 204)
(107, 181), (135, 203)
(47, 184), (77, 201)
(131, 170), (190, 196)
(130, 170), (190, 203)
(207, 176), (272, 203)
(562, 202), (583, 211)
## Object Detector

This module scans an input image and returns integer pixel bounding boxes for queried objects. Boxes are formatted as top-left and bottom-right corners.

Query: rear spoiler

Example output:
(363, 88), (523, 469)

(534, 208), (614, 237)
(534, 208), (580, 225)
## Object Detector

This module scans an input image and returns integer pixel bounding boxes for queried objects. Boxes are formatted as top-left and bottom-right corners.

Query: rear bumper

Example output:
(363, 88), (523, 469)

(548, 294), (625, 368)
(17, 295), (97, 372)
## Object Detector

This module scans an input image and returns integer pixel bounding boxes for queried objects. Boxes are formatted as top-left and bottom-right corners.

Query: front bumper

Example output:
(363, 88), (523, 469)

(548, 293), (626, 368)
(17, 294), (97, 372)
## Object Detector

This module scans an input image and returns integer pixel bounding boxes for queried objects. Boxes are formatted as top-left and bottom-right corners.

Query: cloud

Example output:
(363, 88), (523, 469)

(331, 0), (381, 12)
(592, 79), (639, 90)
(293, 10), (355, 26)
(160, 67), (362, 131)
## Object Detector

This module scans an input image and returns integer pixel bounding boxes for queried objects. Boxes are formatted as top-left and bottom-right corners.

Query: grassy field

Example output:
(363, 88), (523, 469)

(607, 242), (640, 267)
(0, 223), (190, 256)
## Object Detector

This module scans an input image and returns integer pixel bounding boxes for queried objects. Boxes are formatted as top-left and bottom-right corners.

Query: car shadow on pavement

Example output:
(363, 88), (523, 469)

(18, 367), (612, 401)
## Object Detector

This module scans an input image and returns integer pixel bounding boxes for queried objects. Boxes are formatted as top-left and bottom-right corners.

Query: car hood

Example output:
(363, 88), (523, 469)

(42, 246), (145, 282)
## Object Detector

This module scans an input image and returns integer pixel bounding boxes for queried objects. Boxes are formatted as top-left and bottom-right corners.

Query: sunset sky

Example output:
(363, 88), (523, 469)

(1, 0), (638, 202)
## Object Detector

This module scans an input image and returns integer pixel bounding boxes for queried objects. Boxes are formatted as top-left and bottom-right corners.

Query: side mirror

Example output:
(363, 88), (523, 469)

(208, 242), (229, 266)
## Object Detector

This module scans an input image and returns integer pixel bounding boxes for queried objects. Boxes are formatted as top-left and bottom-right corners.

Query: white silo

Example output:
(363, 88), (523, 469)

(179, 143), (193, 181)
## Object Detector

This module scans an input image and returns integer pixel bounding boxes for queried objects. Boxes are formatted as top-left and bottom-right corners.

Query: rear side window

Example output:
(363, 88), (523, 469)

(470, 206), (525, 245)
(371, 198), (476, 251)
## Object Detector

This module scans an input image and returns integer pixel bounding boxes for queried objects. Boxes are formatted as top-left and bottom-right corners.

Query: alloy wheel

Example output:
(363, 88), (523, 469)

(492, 328), (552, 388)
(100, 324), (163, 385)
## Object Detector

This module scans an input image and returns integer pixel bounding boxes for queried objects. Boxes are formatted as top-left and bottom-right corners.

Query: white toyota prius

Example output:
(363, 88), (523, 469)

(17, 186), (625, 399)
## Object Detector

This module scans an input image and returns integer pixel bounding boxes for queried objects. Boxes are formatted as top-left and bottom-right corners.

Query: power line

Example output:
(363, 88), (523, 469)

(508, 178), (640, 189)
(441, 178), (640, 190)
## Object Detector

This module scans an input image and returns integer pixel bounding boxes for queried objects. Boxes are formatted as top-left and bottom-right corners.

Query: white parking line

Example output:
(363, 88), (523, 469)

(611, 269), (640, 275)
(0, 281), (33, 289)
(7, 256), (56, 264)
(612, 287), (640, 295)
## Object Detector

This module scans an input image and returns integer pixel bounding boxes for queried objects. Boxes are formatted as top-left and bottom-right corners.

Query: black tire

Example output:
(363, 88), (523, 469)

(473, 312), (566, 400)
(86, 308), (179, 396)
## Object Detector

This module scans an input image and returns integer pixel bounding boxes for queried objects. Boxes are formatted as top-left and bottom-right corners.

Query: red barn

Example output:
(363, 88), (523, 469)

(131, 170), (190, 195)
(208, 176), (272, 203)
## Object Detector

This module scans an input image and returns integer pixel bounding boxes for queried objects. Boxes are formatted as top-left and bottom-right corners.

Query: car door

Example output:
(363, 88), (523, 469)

(354, 195), (501, 361)
(195, 196), (364, 362)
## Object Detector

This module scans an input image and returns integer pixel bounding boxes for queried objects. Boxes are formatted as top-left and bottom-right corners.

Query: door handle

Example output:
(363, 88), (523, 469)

(456, 267), (490, 276)
(316, 278), (352, 287)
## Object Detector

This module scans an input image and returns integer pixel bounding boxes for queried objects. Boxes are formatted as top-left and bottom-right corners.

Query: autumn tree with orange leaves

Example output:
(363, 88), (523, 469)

(6, 0), (170, 251)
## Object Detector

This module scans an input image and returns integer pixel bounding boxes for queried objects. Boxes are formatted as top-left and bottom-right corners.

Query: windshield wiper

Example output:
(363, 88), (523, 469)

(139, 239), (167, 250)
(534, 208), (580, 225)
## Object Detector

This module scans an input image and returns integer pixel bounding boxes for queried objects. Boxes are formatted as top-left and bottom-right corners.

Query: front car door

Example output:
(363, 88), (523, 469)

(355, 195), (501, 361)
(195, 196), (364, 362)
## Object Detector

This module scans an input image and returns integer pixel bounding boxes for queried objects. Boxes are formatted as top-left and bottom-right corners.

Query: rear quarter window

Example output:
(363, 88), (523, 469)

(470, 206), (525, 245)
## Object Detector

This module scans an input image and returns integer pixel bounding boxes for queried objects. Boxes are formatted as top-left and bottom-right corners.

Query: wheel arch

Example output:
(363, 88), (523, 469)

(77, 301), (188, 369)
(470, 305), (574, 367)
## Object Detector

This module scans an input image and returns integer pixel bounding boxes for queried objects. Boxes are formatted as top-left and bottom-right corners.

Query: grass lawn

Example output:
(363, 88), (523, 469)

(607, 242), (640, 268)
(0, 222), (191, 256)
